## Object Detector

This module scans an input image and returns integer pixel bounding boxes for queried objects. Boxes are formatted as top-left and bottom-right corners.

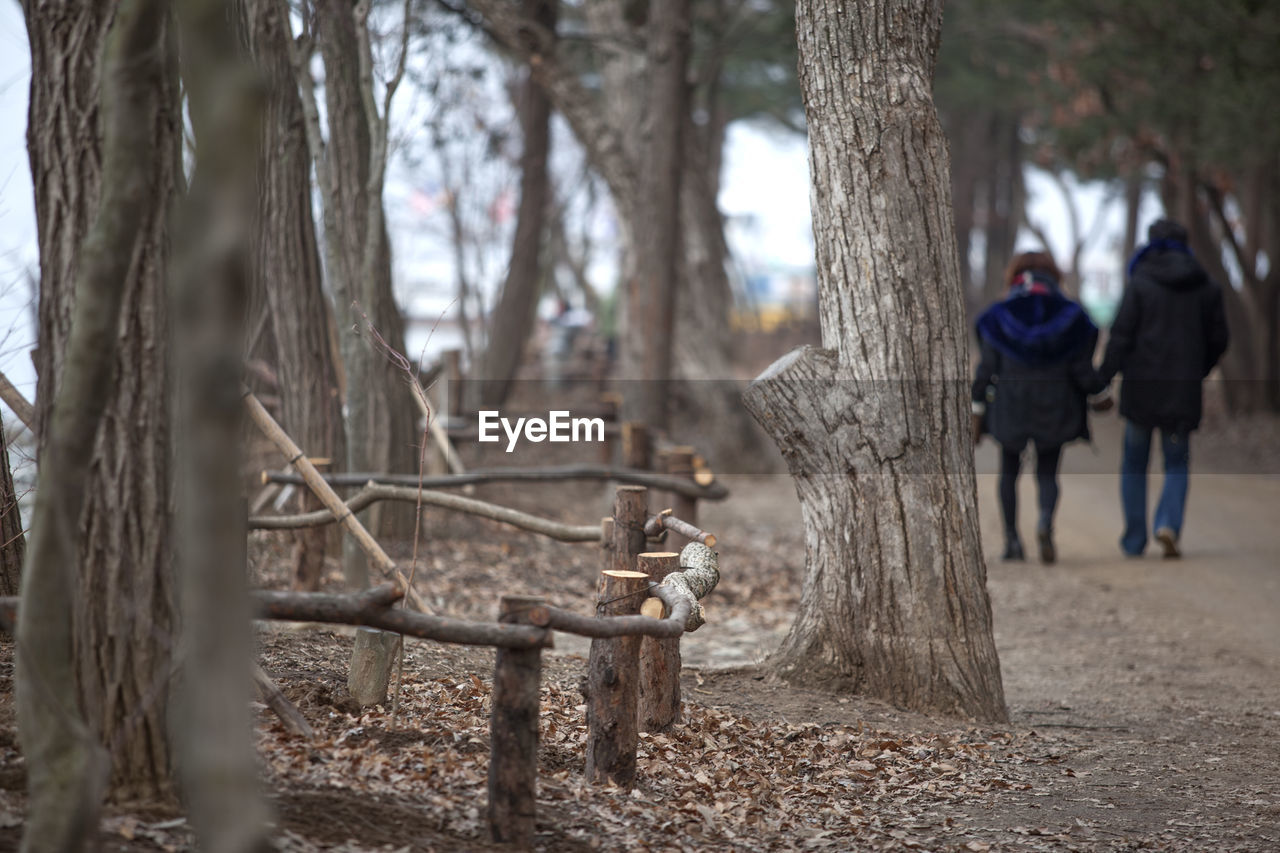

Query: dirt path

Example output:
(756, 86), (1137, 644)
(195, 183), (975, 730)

(678, 415), (1280, 849)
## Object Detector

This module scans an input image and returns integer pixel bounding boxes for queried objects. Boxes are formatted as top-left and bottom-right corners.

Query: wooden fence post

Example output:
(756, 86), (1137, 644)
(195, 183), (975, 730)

(347, 628), (401, 706)
(621, 421), (650, 470)
(663, 446), (698, 550)
(489, 595), (544, 846)
(636, 552), (682, 732)
(598, 392), (621, 464)
(610, 486), (647, 575)
(584, 569), (648, 786)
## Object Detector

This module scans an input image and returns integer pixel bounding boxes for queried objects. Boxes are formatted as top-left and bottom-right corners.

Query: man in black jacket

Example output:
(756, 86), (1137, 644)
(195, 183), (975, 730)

(1097, 219), (1230, 558)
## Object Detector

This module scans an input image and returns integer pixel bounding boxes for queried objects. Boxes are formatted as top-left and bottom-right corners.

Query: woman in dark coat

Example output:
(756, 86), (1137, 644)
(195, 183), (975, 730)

(971, 251), (1107, 563)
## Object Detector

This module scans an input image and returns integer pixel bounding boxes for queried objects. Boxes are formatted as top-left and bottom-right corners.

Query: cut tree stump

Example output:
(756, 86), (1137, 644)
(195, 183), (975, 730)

(637, 552), (681, 732)
(584, 569), (648, 787)
(488, 595), (543, 847)
(347, 628), (401, 706)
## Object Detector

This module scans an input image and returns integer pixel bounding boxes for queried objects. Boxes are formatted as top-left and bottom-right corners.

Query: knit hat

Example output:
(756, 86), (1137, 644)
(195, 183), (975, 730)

(1148, 218), (1188, 244)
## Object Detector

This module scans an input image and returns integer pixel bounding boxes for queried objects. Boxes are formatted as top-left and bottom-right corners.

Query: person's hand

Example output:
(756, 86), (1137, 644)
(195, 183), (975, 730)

(971, 412), (984, 445)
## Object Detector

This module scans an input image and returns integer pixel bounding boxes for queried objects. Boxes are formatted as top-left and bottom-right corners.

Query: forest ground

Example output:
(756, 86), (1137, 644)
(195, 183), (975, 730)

(0, 408), (1277, 851)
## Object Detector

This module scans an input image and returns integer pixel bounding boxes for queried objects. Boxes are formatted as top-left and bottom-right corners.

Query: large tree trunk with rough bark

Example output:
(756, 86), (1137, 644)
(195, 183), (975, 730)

(476, 0), (557, 409)
(242, 0), (347, 590)
(314, 0), (417, 549)
(743, 0), (1006, 722)
(21, 0), (182, 805)
(17, 0), (174, 845)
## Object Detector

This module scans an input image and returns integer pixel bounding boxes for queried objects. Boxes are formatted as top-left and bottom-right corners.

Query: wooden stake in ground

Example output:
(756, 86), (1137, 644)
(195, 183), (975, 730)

(488, 595), (544, 846)
(584, 569), (649, 787)
(636, 552), (681, 732)
(347, 628), (401, 706)
(610, 485), (647, 575)
(663, 446), (698, 550)
(621, 421), (650, 470)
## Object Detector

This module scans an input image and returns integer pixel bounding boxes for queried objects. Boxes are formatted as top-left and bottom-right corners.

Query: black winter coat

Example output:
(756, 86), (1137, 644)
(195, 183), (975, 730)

(972, 281), (1105, 451)
(1097, 246), (1229, 433)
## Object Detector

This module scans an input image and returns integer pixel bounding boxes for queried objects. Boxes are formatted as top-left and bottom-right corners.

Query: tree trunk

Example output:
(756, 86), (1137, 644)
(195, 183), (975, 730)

(17, 0), (173, 844)
(171, 0), (271, 844)
(626, 0), (690, 432)
(242, 0), (347, 590)
(0, 427), (24, 597)
(314, 0), (417, 549)
(22, 1), (114, 448)
(981, 112), (1022, 306)
(477, 0), (557, 409)
(743, 0), (1006, 722)
(21, 0), (181, 805)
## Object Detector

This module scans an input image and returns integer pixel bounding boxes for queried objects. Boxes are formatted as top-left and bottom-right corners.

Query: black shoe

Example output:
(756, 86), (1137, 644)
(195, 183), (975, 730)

(1002, 539), (1025, 561)
(1155, 527), (1180, 559)
(1037, 528), (1056, 565)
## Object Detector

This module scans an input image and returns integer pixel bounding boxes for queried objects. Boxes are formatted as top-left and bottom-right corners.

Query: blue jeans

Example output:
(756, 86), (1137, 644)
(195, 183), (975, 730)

(1120, 421), (1190, 555)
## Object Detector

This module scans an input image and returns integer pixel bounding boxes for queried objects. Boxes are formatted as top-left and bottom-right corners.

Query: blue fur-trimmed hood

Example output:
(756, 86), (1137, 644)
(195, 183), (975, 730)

(975, 278), (1097, 367)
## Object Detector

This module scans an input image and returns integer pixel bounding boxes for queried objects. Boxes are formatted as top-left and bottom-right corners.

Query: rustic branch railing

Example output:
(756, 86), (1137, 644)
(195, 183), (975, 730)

(250, 483), (603, 541)
(249, 483), (718, 551)
(0, 510), (721, 850)
(262, 463), (728, 500)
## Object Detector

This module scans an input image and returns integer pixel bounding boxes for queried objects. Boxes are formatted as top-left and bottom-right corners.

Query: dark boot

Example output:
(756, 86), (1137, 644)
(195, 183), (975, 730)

(1002, 533), (1025, 561)
(1037, 526), (1056, 565)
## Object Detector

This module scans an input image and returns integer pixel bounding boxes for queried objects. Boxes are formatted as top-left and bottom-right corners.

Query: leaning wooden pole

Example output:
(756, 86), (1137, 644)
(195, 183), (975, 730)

(488, 595), (545, 846)
(241, 386), (426, 612)
(636, 552), (682, 732)
(584, 569), (649, 787)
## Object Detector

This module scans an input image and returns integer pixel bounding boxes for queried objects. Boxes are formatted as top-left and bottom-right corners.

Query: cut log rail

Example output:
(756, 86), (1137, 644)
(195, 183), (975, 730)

(262, 463), (729, 500)
(643, 509), (716, 548)
(250, 483), (602, 541)
(249, 484), (716, 551)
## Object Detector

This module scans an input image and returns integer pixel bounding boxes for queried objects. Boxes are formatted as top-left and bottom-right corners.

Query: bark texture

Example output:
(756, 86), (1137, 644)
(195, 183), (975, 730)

(637, 552), (681, 731)
(584, 570), (647, 786)
(242, 0), (346, 590)
(17, 0), (170, 844)
(488, 595), (543, 846)
(21, 0), (182, 804)
(743, 0), (1006, 722)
